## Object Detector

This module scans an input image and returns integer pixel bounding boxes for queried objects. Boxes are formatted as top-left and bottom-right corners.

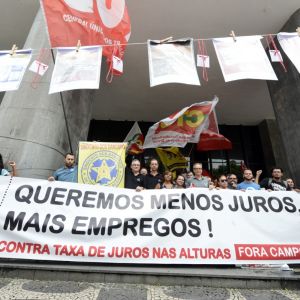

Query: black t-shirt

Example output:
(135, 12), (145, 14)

(259, 178), (290, 191)
(144, 173), (163, 189)
(125, 169), (145, 189)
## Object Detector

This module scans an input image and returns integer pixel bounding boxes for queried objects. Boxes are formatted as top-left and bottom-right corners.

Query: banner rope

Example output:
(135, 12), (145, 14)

(0, 177), (13, 207)
(5, 33), (285, 55)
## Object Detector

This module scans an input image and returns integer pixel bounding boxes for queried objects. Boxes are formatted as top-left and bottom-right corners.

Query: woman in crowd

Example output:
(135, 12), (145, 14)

(286, 178), (300, 192)
(0, 154), (17, 176)
(174, 174), (186, 189)
(216, 174), (228, 189)
(155, 170), (174, 189)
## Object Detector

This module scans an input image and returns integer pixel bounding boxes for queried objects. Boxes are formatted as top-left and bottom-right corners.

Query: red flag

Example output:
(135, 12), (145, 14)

(197, 130), (232, 151)
(197, 107), (232, 151)
(207, 109), (219, 133)
(41, 0), (131, 60)
(124, 122), (144, 155)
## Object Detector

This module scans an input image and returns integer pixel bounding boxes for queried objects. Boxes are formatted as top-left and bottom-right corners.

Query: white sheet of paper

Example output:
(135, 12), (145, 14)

(197, 55), (210, 68)
(0, 50), (32, 92)
(213, 36), (278, 82)
(277, 32), (300, 73)
(49, 46), (102, 94)
(269, 50), (283, 62)
(148, 39), (200, 87)
(29, 60), (49, 76)
(112, 56), (123, 73)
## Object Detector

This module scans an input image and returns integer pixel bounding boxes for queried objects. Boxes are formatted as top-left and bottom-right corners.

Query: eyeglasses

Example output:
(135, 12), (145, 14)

(220, 179), (227, 182)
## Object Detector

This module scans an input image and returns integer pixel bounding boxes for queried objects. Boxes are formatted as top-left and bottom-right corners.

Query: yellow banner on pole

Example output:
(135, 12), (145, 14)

(78, 142), (127, 187)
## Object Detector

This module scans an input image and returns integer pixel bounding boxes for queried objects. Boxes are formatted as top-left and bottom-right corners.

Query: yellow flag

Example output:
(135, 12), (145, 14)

(156, 147), (188, 172)
(78, 142), (127, 187)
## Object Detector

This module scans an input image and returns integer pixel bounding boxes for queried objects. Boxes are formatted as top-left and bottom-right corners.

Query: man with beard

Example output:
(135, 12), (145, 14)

(144, 158), (163, 189)
(227, 173), (238, 190)
(237, 169), (260, 190)
(259, 167), (290, 191)
(125, 159), (144, 191)
(48, 153), (78, 182)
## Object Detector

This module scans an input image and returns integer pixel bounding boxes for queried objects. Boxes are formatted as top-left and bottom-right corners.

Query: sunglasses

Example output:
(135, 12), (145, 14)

(220, 179), (227, 182)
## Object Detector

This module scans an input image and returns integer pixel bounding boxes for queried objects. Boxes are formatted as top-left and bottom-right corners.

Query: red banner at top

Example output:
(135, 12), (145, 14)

(41, 0), (131, 58)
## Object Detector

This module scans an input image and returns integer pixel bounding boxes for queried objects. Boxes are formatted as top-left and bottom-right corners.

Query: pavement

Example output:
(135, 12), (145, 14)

(0, 278), (300, 299)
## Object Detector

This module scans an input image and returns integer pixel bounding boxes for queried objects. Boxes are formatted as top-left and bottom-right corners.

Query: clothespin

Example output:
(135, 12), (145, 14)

(296, 27), (300, 37)
(10, 44), (18, 56)
(76, 40), (81, 52)
(159, 36), (173, 44)
(229, 31), (237, 42)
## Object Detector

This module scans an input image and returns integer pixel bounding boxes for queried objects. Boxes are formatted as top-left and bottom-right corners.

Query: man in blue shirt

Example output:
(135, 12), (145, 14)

(48, 153), (78, 183)
(237, 169), (260, 191)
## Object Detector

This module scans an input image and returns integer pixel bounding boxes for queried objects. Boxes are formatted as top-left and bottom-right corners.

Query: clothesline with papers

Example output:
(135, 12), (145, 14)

(4, 30), (300, 55)
(0, 31), (299, 94)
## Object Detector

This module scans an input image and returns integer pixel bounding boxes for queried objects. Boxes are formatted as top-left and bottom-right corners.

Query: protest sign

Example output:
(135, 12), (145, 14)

(277, 32), (300, 73)
(0, 176), (299, 264)
(49, 46), (102, 94)
(213, 36), (278, 82)
(78, 142), (126, 187)
(148, 38), (200, 87)
(0, 50), (32, 92)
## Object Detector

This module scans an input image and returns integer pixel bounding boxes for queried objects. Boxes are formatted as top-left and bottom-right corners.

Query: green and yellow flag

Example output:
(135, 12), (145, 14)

(78, 142), (127, 187)
(156, 147), (188, 173)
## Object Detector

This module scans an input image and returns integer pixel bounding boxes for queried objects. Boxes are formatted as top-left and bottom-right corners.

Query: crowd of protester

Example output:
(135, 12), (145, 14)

(124, 157), (299, 192)
(0, 152), (299, 192)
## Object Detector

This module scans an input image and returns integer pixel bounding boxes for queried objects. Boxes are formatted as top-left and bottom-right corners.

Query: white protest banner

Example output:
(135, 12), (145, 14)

(49, 46), (102, 94)
(148, 38), (200, 87)
(213, 36), (278, 82)
(143, 97), (218, 149)
(1, 176), (300, 264)
(0, 50), (32, 92)
(277, 32), (300, 73)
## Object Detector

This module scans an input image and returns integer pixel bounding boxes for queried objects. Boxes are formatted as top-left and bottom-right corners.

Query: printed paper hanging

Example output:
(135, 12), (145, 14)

(277, 32), (300, 73)
(49, 46), (102, 94)
(0, 50), (32, 92)
(213, 36), (278, 82)
(143, 97), (218, 148)
(147, 38), (200, 87)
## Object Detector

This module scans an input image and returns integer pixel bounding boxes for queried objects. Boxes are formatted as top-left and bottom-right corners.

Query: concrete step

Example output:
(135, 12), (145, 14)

(0, 260), (299, 290)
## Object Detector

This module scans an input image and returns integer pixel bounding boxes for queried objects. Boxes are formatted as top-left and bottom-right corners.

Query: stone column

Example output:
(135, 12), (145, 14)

(0, 9), (94, 179)
(258, 119), (290, 176)
(267, 9), (300, 184)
